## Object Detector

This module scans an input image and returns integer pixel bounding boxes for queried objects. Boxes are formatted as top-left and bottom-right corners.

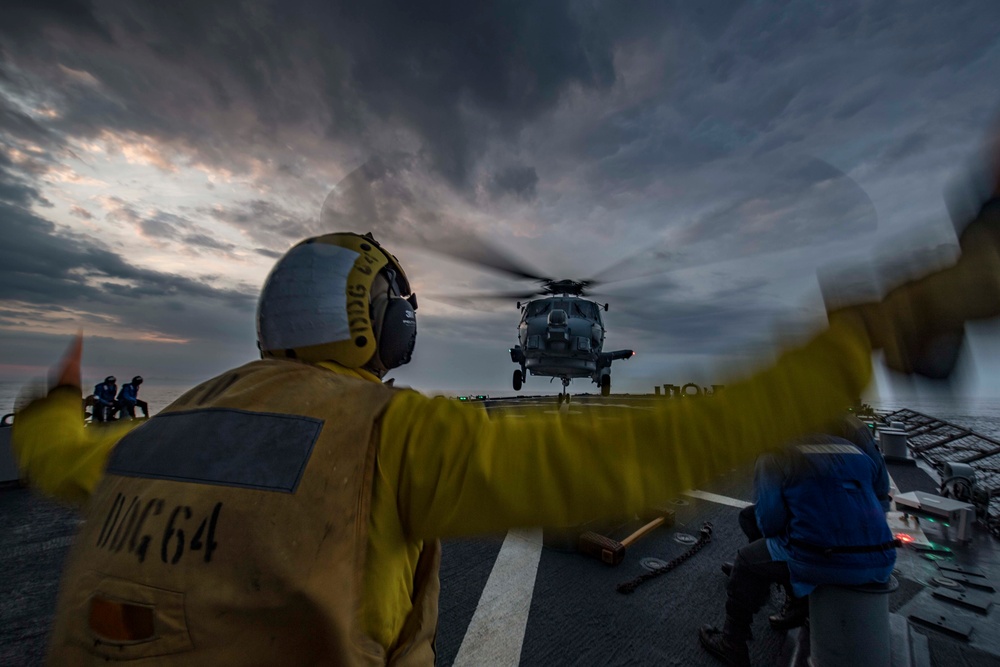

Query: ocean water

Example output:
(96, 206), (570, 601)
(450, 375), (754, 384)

(3, 381), (999, 440)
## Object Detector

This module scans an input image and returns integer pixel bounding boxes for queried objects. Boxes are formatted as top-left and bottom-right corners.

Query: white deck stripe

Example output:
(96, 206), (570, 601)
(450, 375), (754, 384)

(683, 489), (752, 508)
(453, 527), (543, 667)
(455, 489), (750, 662)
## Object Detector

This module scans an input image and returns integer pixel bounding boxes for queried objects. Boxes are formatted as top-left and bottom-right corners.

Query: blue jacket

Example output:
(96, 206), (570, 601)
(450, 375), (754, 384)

(755, 434), (895, 596)
(93, 382), (117, 406)
(839, 419), (892, 512)
(117, 382), (140, 406)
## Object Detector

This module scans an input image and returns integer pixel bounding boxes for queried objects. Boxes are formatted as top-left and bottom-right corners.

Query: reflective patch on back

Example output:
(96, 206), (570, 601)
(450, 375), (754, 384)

(106, 408), (323, 493)
(796, 443), (863, 455)
(89, 596), (155, 642)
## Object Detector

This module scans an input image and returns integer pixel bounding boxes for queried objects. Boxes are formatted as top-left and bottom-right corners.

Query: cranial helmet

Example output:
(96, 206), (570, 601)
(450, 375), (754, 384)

(105, 376), (117, 384)
(256, 232), (418, 373)
(132, 376), (143, 385)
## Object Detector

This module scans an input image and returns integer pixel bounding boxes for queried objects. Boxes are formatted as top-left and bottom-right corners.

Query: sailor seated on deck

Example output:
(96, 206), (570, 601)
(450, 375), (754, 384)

(115, 376), (148, 419)
(91, 376), (118, 423)
(718, 414), (891, 631)
(699, 428), (896, 667)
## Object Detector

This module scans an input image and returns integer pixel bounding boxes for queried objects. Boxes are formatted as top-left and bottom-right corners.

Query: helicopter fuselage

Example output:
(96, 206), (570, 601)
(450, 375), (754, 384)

(509, 295), (632, 395)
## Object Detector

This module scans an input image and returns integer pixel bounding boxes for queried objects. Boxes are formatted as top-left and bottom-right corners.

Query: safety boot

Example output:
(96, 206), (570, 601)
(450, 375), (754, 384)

(698, 620), (751, 667)
(768, 593), (808, 631)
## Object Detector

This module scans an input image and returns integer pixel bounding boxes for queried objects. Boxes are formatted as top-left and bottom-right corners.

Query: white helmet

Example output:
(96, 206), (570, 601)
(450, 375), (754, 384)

(256, 232), (417, 373)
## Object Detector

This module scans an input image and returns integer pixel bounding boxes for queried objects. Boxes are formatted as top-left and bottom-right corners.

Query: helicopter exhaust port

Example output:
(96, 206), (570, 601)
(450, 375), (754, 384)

(598, 349), (634, 366)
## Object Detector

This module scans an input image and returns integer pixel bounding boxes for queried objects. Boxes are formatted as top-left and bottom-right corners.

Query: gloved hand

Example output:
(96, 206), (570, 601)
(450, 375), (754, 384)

(51, 333), (83, 390)
(827, 281), (967, 380)
(826, 131), (1000, 379)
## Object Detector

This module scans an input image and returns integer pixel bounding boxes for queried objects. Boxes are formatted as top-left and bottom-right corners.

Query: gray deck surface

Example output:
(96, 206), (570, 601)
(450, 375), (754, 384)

(2, 396), (999, 666)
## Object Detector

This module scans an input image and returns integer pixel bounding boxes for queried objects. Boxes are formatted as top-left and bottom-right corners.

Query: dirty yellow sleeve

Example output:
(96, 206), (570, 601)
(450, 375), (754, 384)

(379, 315), (873, 540)
(11, 386), (137, 506)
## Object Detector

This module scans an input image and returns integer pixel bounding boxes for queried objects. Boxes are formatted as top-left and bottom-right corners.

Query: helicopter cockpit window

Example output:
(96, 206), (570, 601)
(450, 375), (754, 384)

(572, 301), (598, 320)
(526, 301), (552, 317)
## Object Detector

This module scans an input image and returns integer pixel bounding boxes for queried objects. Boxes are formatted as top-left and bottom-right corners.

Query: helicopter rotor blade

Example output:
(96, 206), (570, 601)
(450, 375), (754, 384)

(420, 290), (543, 310)
(428, 231), (553, 284)
(320, 155), (552, 283)
(584, 156), (878, 286)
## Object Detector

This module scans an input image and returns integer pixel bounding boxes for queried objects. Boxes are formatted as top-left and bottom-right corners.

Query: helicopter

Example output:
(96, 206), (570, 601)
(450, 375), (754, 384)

(508, 279), (633, 402)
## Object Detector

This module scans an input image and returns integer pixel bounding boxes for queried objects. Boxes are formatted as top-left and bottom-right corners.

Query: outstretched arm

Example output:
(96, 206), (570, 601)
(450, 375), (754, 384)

(382, 315), (873, 540)
(12, 336), (136, 506)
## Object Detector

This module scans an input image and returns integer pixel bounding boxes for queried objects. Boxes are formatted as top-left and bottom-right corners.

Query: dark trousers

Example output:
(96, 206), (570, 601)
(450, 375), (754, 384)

(119, 400), (149, 419)
(738, 504), (763, 542)
(93, 402), (114, 422)
(725, 539), (793, 640)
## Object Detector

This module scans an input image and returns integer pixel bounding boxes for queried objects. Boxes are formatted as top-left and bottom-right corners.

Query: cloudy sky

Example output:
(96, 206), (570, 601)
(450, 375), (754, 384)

(1, 0), (999, 398)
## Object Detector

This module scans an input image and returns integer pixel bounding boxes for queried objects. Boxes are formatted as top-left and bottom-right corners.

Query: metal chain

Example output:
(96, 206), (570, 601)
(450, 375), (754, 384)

(616, 521), (714, 595)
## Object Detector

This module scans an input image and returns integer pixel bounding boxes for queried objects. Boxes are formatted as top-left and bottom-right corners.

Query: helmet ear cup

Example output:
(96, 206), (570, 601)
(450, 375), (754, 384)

(377, 297), (417, 370)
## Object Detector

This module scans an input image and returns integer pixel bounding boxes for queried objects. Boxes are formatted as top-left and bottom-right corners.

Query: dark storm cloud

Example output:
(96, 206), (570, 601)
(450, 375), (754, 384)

(613, 295), (794, 354)
(182, 233), (235, 252)
(138, 213), (180, 240)
(1, 0), (619, 187)
(488, 165), (539, 201)
(676, 157), (878, 250)
(0, 153), (40, 207)
(69, 205), (92, 219)
(202, 199), (312, 248)
(135, 209), (226, 248)
(880, 131), (931, 166)
(254, 247), (283, 259)
(1, 0), (113, 42)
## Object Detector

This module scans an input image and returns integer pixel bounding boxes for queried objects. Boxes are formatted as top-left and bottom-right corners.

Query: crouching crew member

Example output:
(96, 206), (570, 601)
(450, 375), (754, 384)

(91, 376), (117, 423)
(116, 376), (149, 419)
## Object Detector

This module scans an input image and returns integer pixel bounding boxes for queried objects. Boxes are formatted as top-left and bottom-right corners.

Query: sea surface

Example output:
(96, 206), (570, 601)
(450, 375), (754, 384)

(3, 381), (1000, 440)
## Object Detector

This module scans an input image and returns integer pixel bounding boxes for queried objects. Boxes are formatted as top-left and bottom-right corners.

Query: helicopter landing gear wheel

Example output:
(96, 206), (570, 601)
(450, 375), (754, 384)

(513, 369), (523, 391)
(600, 374), (611, 397)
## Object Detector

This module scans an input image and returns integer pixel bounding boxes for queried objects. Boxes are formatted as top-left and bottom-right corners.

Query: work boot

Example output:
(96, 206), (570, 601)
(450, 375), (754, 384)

(720, 561), (733, 577)
(698, 625), (751, 667)
(768, 593), (809, 631)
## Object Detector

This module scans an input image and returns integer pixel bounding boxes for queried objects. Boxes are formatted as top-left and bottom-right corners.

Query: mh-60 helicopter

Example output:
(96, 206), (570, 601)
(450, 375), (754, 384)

(509, 279), (633, 401)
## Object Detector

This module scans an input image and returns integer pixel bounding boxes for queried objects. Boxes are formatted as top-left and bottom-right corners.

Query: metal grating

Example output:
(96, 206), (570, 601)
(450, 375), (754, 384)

(879, 408), (1000, 526)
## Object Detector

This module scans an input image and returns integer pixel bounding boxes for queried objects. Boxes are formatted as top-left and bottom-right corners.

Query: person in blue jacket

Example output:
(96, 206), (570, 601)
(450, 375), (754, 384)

(91, 376), (118, 423)
(115, 376), (148, 419)
(718, 414), (890, 632)
(700, 427), (896, 667)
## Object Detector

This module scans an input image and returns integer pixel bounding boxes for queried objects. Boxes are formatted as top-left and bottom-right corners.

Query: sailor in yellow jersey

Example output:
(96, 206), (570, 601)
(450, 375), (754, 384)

(12, 167), (1000, 665)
